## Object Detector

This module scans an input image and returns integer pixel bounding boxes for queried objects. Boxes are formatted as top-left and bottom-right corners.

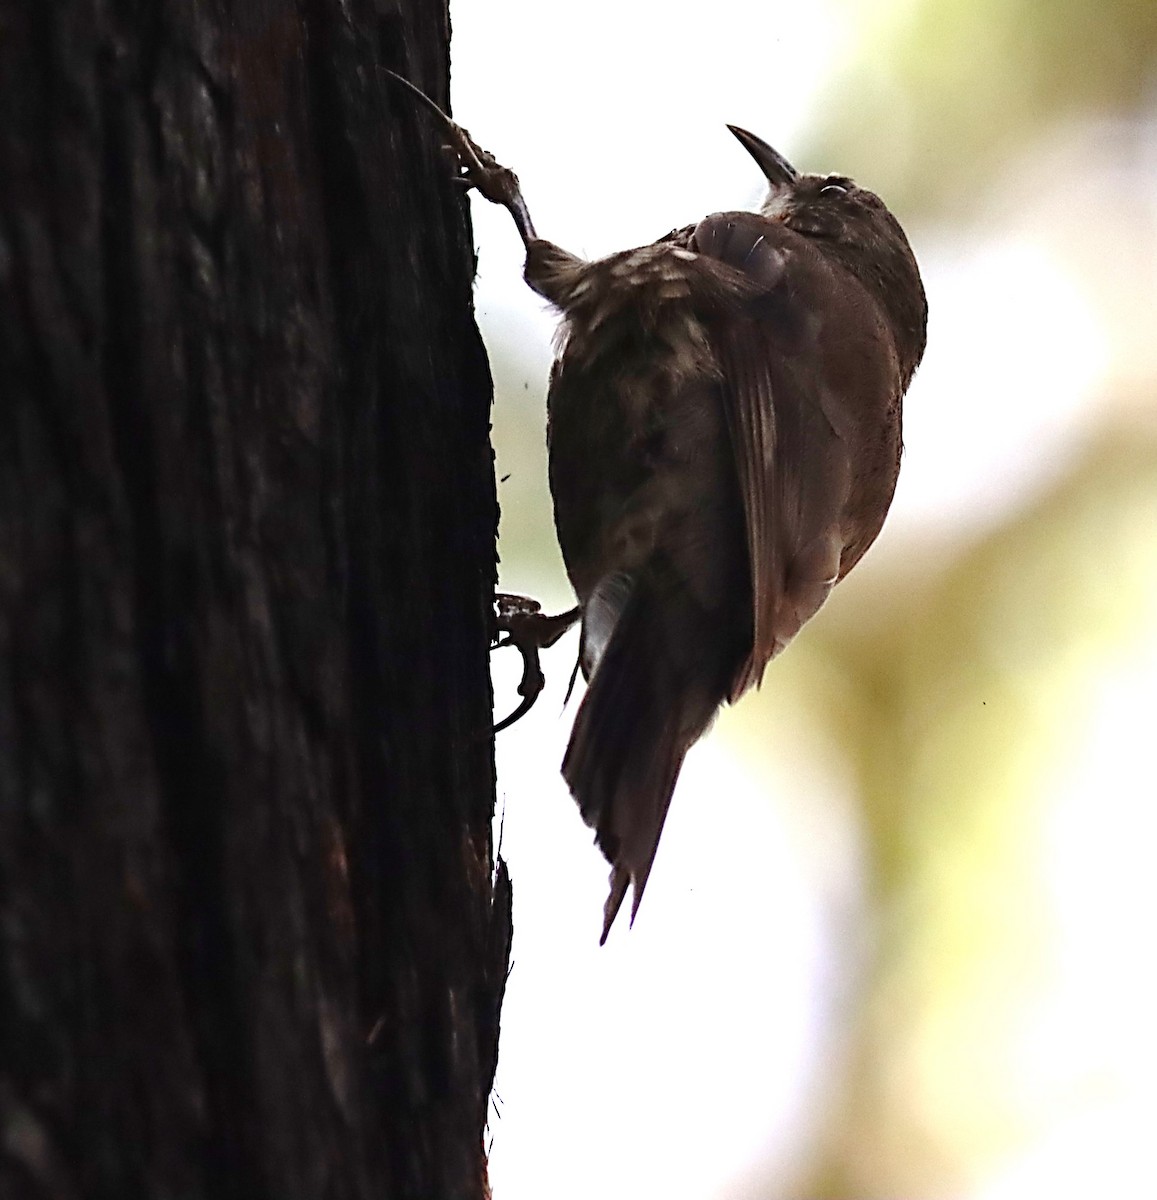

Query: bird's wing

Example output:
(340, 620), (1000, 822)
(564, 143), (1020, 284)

(692, 212), (852, 699)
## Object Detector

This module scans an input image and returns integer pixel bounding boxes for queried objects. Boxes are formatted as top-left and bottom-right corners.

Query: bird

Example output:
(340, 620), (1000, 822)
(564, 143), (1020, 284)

(387, 73), (928, 942)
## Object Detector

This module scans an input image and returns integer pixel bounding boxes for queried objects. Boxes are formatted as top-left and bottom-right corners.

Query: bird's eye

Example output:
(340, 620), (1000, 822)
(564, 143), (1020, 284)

(820, 183), (848, 197)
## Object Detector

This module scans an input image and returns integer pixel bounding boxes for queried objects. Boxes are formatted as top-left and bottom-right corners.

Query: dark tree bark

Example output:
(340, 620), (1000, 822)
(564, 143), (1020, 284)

(0, 3), (510, 1198)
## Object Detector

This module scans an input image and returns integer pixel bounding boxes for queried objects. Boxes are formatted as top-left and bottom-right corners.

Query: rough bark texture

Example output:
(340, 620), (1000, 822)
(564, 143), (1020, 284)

(0, 2), (510, 1198)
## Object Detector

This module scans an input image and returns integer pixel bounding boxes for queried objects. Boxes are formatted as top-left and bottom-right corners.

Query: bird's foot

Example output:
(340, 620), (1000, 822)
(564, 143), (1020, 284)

(382, 69), (536, 244)
(444, 137), (537, 245)
(492, 594), (579, 732)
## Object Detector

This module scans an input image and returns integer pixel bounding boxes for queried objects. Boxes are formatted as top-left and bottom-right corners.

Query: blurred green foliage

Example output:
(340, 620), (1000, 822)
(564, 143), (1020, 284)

(792, 434), (1157, 1195)
(807, 0), (1157, 215)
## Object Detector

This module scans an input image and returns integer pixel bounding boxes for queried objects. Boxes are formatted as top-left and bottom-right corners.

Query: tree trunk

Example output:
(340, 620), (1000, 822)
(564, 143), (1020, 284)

(0, 3), (509, 1198)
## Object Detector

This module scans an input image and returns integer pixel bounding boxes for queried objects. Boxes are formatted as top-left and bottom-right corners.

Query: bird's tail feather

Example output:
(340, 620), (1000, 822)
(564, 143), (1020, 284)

(562, 570), (722, 943)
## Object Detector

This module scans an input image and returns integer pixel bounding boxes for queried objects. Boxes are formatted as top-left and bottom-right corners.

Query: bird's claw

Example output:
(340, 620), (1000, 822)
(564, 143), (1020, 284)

(491, 594), (580, 733)
(449, 137), (522, 206)
(382, 69), (537, 244)
(444, 131), (536, 242)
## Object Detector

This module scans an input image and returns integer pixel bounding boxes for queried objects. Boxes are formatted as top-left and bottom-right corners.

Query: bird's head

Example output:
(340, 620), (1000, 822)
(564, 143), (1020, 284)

(729, 125), (928, 384)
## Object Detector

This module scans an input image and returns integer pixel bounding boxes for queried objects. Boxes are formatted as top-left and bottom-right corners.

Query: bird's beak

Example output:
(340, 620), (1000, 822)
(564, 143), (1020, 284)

(727, 125), (797, 189)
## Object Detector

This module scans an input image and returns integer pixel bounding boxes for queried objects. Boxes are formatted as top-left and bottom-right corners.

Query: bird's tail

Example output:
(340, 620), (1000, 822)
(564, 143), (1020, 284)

(562, 568), (728, 942)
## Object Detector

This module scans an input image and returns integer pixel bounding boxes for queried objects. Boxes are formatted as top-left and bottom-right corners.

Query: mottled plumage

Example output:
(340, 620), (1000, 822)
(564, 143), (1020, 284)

(517, 145), (926, 939)
(389, 74), (928, 942)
